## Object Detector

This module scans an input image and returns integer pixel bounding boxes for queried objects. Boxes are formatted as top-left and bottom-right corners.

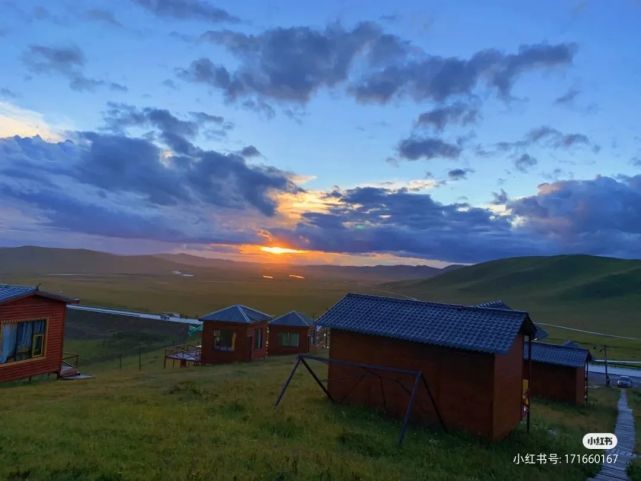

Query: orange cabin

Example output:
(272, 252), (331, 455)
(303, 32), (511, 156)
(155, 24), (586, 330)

(0, 284), (77, 383)
(268, 311), (315, 355)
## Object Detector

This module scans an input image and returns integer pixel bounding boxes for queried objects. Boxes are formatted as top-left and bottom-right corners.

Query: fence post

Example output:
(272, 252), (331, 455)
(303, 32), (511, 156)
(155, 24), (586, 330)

(119, 354), (122, 370)
(138, 348), (142, 370)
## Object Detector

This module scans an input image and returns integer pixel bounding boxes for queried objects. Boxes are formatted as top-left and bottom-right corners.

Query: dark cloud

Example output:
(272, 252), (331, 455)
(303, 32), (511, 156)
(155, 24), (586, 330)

(23, 44), (127, 92)
(509, 176), (641, 257)
(416, 102), (479, 131)
(132, 0), (238, 23)
(240, 145), (261, 157)
(488, 125), (599, 155)
(102, 103), (230, 153)
(183, 22), (575, 106)
(270, 186), (543, 263)
(0, 133), (300, 225)
(85, 9), (122, 27)
(555, 88), (580, 105)
(448, 168), (472, 180)
(514, 153), (537, 172)
(270, 175), (641, 263)
(398, 136), (462, 160)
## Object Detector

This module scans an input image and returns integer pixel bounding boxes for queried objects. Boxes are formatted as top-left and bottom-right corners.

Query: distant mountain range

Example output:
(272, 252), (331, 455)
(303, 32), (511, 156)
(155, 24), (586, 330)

(0, 246), (460, 282)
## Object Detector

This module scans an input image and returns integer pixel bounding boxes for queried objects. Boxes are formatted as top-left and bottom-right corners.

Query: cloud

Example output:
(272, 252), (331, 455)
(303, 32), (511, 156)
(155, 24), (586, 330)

(0, 130), (301, 247)
(85, 9), (123, 27)
(448, 168), (472, 180)
(132, 0), (238, 23)
(416, 102), (479, 131)
(555, 88), (580, 105)
(268, 175), (641, 263)
(0, 101), (62, 140)
(102, 103), (231, 153)
(514, 153), (537, 172)
(509, 176), (641, 257)
(0, 88), (18, 99)
(23, 44), (127, 92)
(269, 186), (543, 263)
(398, 136), (462, 160)
(488, 125), (599, 155)
(240, 145), (261, 157)
(182, 22), (575, 106)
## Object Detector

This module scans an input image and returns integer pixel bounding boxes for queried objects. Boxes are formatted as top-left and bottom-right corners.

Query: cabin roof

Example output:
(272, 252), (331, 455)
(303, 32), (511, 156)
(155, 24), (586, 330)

(0, 284), (78, 305)
(199, 304), (271, 324)
(474, 299), (549, 340)
(524, 342), (591, 368)
(269, 311), (314, 327)
(317, 293), (536, 355)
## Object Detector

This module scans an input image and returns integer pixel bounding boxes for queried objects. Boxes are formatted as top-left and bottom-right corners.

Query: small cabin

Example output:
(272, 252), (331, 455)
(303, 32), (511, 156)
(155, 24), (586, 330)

(268, 311), (315, 355)
(199, 305), (271, 364)
(524, 342), (591, 405)
(0, 284), (77, 383)
(317, 293), (536, 441)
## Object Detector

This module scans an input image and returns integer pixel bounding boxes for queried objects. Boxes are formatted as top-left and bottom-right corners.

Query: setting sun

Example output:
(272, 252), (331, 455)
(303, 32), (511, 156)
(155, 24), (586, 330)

(259, 246), (304, 255)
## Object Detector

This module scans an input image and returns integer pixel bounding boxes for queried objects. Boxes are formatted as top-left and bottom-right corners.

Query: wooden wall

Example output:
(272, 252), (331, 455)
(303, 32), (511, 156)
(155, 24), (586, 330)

(0, 296), (67, 383)
(267, 325), (311, 356)
(525, 361), (586, 405)
(327, 329), (524, 440)
(200, 320), (268, 364)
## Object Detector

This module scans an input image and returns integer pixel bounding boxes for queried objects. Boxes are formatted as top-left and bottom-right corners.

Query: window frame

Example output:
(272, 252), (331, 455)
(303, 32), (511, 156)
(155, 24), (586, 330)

(278, 331), (300, 348)
(212, 328), (236, 352)
(0, 318), (48, 366)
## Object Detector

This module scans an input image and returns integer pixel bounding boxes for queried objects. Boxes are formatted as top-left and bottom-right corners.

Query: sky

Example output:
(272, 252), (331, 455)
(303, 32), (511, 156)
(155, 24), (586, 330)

(0, 0), (640, 266)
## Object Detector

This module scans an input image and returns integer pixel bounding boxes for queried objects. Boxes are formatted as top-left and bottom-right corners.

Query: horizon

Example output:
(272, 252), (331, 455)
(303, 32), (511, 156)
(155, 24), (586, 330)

(1, 1), (641, 266)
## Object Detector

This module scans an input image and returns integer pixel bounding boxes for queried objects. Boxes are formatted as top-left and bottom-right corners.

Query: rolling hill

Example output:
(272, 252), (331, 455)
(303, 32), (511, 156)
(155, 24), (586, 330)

(387, 254), (641, 338)
(0, 246), (453, 282)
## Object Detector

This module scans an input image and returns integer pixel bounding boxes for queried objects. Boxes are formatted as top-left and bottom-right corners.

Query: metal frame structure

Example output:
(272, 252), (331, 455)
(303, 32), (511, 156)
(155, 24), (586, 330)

(274, 354), (447, 446)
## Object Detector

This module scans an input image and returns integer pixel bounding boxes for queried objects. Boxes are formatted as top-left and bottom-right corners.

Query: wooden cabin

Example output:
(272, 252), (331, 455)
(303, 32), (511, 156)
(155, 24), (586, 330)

(0, 284), (77, 383)
(268, 311), (315, 355)
(317, 293), (536, 441)
(199, 305), (271, 364)
(524, 342), (591, 405)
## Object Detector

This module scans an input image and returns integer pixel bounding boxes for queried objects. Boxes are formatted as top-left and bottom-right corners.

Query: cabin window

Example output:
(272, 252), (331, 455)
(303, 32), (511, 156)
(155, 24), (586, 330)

(0, 319), (47, 364)
(278, 332), (300, 347)
(213, 329), (235, 352)
(254, 328), (263, 349)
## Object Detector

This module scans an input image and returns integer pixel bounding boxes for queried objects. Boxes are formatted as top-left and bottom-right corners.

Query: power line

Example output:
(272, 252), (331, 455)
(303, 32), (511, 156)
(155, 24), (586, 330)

(537, 322), (641, 341)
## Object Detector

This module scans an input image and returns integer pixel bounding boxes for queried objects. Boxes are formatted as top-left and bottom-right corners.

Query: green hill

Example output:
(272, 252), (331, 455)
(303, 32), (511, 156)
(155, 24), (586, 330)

(387, 255), (641, 339)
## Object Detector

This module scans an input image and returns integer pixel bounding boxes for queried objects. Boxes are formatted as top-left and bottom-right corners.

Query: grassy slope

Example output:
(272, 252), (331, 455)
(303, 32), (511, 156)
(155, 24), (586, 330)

(0, 352), (620, 481)
(387, 255), (641, 359)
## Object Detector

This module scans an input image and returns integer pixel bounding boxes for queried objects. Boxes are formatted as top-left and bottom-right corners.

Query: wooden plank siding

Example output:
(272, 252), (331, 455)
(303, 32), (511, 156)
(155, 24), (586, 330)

(0, 296), (68, 383)
(327, 329), (526, 440)
(200, 320), (268, 364)
(524, 361), (586, 405)
(267, 325), (311, 356)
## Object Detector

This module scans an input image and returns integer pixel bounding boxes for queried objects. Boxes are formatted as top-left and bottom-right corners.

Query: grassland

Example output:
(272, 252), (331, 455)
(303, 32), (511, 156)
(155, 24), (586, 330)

(0, 350), (622, 481)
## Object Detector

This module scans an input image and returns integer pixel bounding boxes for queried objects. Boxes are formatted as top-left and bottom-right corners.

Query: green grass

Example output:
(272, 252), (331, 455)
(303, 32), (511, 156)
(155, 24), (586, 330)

(0, 350), (622, 481)
(386, 254), (641, 360)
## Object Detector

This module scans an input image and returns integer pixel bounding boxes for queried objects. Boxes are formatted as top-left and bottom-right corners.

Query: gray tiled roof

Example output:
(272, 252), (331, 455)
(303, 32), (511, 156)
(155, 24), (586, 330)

(524, 342), (590, 368)
(200, 304), (271, 324)
(317, 293), (535, 354)
(0, 284), (77, 305)
(270, 311), (314, 327)
(474, 299), (549, 340)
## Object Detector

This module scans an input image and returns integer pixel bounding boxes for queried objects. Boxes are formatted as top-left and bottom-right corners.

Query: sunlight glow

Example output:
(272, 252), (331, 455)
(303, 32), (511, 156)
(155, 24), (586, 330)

(260, 246), (304, 255)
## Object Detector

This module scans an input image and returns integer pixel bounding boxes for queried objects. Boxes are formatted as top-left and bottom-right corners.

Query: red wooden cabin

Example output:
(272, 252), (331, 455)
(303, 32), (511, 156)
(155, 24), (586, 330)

(523, 341), (591, 405)
(199, 305), (271, 364)
(317, 293), (536, 441)
(268, 311), (315, 355)
(0, 284), (78, 383)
